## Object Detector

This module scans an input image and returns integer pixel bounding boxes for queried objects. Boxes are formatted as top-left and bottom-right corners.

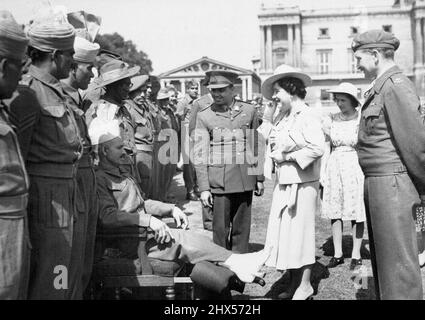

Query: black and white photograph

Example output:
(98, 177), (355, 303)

(1, 0), (425, 304)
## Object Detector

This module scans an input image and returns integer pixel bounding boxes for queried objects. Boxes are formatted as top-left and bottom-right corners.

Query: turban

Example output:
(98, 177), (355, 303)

(0, 10), (28, 60)
(88, 118), (121, 145)
(28, 20), (75, 52)
(73, 36), (100, 64)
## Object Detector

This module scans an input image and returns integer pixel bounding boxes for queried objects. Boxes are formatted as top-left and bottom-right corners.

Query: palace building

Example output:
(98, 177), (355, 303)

(256, 0), (425, 105)
(158, 56), (261, 101)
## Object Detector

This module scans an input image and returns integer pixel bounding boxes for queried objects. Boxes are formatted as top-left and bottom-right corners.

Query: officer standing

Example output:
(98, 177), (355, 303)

(61, 36), (100, 298)
(194, 71), (264, 253)
(176, 80), (200, 201)
(7, 18), (82, 299)
(128, 74), (156, 197)
(353, 30), (425, 299)
(0, 10), (30, 300)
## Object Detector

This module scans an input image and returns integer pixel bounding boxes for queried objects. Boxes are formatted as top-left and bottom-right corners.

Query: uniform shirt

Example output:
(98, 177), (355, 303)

(194, 99), (265, 194)
(95, 161), (175, 232)
(85, 97), (137, 156)
(6, 65), (82, 177)
(127, 98), (155, 150)
(0, 101), (29, 216)
(176, 94), (195, 123)
(61, 81), (93, 161)
(358, 65), (425, 194)
(188, 94), (213, 135)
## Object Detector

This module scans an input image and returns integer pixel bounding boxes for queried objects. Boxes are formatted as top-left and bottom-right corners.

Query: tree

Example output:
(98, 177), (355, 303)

(95, 32), (153, 74)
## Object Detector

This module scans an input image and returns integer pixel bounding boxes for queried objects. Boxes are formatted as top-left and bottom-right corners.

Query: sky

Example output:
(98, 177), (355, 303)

(4, 0), (393, 74)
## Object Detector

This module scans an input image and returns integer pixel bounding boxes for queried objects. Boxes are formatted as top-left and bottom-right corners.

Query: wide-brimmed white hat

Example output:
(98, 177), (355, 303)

(328, 82), (361, 106)
(262, 64), (312, 100)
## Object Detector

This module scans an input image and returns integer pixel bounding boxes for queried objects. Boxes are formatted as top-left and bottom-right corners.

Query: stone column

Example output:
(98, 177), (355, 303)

(247, 76), (253, 100)
(295, 24), (301, 68)
(266, 25), (273, 72)
(180, 80), (186, 95)
(288, 24), (294, 66)
(260, 26), (265, 72)
(415, 18), (423, 67)
(241, 76), (247, 101)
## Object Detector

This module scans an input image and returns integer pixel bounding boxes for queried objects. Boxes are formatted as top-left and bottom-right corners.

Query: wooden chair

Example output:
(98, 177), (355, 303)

(89, 232), (194, 300)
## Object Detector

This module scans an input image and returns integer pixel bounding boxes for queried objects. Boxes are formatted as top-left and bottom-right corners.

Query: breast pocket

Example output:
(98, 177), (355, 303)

(0, 124), (27, 195)
(39, 105), (78, 147)
(363, 104), (383, 135)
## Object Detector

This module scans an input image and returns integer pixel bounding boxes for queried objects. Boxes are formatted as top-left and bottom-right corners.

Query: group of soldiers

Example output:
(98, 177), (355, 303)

(0, 8), (272, 300)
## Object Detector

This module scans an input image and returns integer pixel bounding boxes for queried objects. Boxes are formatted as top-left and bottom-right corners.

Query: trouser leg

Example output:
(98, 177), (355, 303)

(365, 174), (423, 300)
(27, 176), (76, 300)
(230, 192), (252, 254)
(202, 206), (213, 231)
(77, 167), (98, 295)
(136, 150), (153, 198)
(0, 216), (27, 300)
(212, 194), (232, 250)
(146, 229), (231, 264)
(183, 163), (195, 192)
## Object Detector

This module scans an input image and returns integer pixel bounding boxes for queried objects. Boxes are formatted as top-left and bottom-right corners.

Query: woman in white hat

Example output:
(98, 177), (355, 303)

(258, 65), (325, 300)
(320, 82), (366, 272)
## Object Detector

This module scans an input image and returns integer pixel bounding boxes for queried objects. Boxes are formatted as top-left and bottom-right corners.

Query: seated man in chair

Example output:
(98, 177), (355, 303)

(89, 118), (269, 288)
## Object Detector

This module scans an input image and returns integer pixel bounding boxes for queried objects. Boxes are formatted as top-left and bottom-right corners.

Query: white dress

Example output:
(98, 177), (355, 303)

(260, 105), (322, 271)
(320, 112), (366, 222)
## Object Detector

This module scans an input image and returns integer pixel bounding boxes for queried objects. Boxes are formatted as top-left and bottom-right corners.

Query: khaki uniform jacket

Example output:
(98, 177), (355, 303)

(358, 65), (425, 194)
(176, 94), (195, 123)
(188, 94), (214, 135)
(6, 65), (82, 178)
(0, 102), (29, 217)
(127, 98), (156, 152)
(95, 162), (175, 234)
(194, 99), (265, 194)
(61, 81), (93, 164)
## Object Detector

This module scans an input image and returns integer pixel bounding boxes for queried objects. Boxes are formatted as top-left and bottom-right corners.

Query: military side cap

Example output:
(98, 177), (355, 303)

(351, 29), (400, 52)
(0, 10), (28, 60)
(206, 70), (239, 89)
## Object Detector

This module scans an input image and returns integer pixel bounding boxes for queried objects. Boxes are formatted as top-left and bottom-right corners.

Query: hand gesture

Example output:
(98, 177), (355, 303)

(200, 190), (213, 208)
(172, 206), (189, 229)
(149, 216), (174, 244)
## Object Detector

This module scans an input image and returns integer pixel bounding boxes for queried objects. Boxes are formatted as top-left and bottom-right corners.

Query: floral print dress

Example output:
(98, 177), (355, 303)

(320, 112), (366, 222)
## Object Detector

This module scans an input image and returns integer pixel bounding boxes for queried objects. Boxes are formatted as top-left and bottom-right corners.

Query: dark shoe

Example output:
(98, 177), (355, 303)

(277, 289), (295, 300)
(186, 191), (199, 201)
(349, 258), (362, 271)
(327, 256), (344, 268)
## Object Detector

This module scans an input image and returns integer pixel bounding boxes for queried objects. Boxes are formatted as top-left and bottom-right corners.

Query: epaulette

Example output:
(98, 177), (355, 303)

(198, 101), (213, 113)
(19, 74), (33, 87)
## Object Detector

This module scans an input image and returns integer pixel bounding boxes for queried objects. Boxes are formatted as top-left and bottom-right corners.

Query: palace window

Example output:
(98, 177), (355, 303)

(318, 28), (330, 39)
(383, 25), (392, 33)
(272, 25), (288, 42)
(317, 49), (332, 74)
(272, 48), (287, 70)
(348, 49), (361, 74)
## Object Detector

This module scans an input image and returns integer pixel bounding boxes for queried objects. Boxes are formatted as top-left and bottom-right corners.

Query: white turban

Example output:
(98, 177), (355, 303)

(73, 36), (99, 64)
(88, 118), (121, 145)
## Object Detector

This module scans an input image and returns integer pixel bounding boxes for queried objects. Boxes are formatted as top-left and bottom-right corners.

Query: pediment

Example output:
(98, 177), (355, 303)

(159, 57), (253, 78)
